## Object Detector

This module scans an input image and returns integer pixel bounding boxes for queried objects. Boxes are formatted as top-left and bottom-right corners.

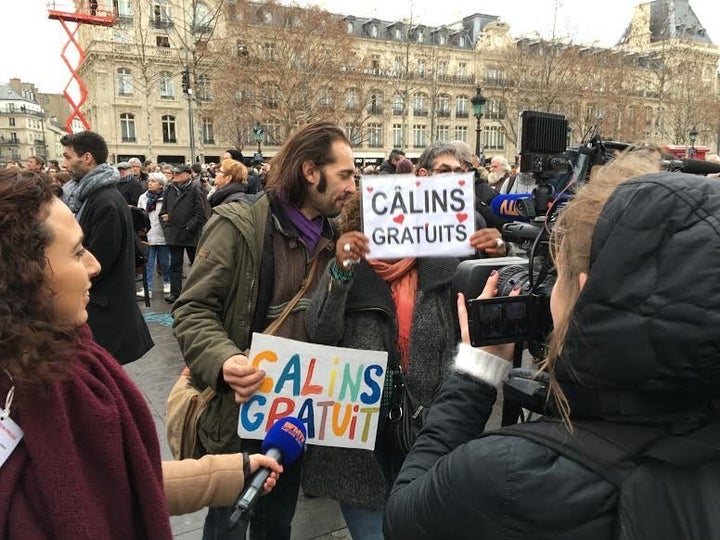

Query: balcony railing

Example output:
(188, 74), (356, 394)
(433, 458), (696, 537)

(163, 138), (177, 144)
(367, 106), (384, 115)
(121, 136), (137, 142)
(117, 15), (133, 25)
(203, 138), (215, 144)
(392, 107), (404, 116)
(456, 111), (469, 118)
(413, 108), (428, 117)
(150, 17), (174, 30)
(437, 110), (451, 117)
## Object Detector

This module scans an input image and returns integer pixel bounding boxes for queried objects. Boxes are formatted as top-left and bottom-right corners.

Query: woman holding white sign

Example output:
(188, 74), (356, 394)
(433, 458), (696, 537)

(302, 191), (461, 539)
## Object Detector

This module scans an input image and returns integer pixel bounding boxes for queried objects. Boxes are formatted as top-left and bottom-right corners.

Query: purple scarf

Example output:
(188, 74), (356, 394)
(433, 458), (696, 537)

(277, 198), (324, 254)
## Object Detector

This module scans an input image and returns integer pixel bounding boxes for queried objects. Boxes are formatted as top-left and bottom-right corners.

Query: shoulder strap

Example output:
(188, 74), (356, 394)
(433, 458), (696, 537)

(496, 420), (666, 488)
(262, 256), (319, 336)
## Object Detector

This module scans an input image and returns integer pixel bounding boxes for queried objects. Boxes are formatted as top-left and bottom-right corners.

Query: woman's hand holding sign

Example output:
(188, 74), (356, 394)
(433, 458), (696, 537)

(470, 228), (507, 257)
(336, 232), (371, 270)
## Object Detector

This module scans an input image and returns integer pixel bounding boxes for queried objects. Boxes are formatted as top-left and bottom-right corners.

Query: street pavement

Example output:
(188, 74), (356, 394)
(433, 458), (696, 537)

(125, 275), (508, 539)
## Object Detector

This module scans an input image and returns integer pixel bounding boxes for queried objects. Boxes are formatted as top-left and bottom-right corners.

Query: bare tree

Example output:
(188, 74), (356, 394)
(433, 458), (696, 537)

(211, 1), (363, 149)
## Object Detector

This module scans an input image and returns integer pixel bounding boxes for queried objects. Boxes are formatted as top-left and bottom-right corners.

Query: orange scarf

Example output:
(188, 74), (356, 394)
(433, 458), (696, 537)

(367, 258), (418, 371)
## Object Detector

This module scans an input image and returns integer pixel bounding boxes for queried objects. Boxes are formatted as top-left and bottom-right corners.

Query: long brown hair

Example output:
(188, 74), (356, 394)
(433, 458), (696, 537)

(540, 151), (662, 425)
(0, 170), (77, 392)
(264, 122), (350, 206)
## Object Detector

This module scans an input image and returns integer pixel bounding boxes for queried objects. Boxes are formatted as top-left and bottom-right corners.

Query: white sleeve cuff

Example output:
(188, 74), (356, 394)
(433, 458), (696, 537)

(454, 343), (512, 388)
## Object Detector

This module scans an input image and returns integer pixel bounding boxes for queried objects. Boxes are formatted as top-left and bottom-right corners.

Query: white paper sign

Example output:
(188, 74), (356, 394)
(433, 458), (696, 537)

(0, 414), (23, 468)
(238, 333), (388, 451)
(360, 173), (476, 259)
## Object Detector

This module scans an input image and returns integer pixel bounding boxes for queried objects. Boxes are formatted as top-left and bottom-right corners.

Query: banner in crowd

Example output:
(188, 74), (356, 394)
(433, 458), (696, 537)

(360, 172), (476, 259)
(237, 333), (388, 451)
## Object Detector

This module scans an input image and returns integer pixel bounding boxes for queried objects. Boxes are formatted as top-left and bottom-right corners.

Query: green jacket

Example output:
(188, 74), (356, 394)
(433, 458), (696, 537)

(172, 196), (269, 454)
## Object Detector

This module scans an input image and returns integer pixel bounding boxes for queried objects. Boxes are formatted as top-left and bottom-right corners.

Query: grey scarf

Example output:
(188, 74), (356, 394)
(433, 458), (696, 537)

(63, 164), (119, 214)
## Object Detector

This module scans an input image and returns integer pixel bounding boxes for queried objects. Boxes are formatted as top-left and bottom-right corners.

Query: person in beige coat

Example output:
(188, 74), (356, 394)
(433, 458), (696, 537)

(0, 169), (281, 539)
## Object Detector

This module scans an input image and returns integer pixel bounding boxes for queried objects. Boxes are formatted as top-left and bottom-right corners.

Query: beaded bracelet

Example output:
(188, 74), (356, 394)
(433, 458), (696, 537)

(329, 259), (354, 283)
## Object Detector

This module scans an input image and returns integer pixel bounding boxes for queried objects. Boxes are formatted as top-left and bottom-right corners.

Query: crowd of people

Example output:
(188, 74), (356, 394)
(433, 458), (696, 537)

(1, 122), (719, 540)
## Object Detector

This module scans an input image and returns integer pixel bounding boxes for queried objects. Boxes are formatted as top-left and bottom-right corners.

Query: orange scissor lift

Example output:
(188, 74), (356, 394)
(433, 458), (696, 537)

(47, 1), (116, 133)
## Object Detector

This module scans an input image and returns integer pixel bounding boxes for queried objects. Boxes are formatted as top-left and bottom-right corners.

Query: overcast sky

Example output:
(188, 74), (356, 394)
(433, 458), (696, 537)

(3, 0), (719, 94)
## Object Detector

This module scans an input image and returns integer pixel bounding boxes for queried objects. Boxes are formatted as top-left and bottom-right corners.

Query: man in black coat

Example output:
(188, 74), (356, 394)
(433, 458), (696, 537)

(159, 164), (210, 303)
(60, 131), (153, 364)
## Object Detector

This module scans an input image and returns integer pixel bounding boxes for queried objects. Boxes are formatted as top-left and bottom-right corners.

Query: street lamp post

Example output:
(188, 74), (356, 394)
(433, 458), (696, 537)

(470, 87), (487, 163)
(253, 122), (264, 163)
(688, 127), (698, 159)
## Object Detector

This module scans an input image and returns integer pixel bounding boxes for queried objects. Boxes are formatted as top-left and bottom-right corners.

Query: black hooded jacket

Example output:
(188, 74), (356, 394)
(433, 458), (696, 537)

(384, 172), (720, 540)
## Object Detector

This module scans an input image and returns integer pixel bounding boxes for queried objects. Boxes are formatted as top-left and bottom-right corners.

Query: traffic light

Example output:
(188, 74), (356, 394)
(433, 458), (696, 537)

(181, 68), (190, 94)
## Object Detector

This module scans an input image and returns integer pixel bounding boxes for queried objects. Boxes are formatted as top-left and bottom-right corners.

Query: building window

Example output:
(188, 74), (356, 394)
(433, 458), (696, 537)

(486, 68), (505, 85)
(156, 35), (170, 48)
(392, 124), (404, 147)
(120, 113), (136, 142)
(263, 43), (276, 61)
(456, 95), (468, 118)
(644, 106), (653, 125)
(152, 0), (172, 28)
(394, 27), (402, 40)
(264, 90), (278, 109)
(416, 29), (424, 42)
(371, 54), (380, 71)
(368, 124), (383, 148)
(117, 68), (132, 96)
(454, 125), (467, 142)
(483, 125), (506, 150)
(368, 91), (383, 114)
(437, 125), (449, 141)
(485, 100), (506, 120)
(8, 117), (15, 126)
(417, 59), (425, 77)
(161, 115), (176, 143)
(318, 87), (332, 109)
(192, 2), (212, 34)
(159, 72), (174, 99)
(197, 74), (211, 101)
(265, 119), (280, 145)
(412, 124), (427, 148)
(347, 21), (354, 33)
(369, 24), (378, 38)
(346, 123), (362, 146)
(437, 94), (450, 117)
(458, 62), (467, 77)
(413, 93), (427, 116)
(392, 94), (404, 116)
(458, 35), (466, 47)
(438, 61), (448, 78)
(345, 88), (359, 111)
(202, 118), (214, 144)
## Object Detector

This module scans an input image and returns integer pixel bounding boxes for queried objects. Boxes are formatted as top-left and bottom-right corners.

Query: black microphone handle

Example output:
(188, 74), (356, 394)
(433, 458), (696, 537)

(228, 447), (283, 530)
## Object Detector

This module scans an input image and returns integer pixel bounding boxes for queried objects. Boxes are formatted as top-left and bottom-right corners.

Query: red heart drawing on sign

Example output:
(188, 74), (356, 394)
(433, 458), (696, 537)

(456, 212), (468, 223)
(366, 186), (374, 193)
(415, 180), (421, 187)
(458, 180), (466, 186)
(424, 222), (429, 228)
(393, 214), (405, 224)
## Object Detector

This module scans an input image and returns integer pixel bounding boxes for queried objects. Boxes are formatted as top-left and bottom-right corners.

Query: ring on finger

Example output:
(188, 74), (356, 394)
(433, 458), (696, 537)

(495, 238), (505, 249)
(343, 242), (352, 253)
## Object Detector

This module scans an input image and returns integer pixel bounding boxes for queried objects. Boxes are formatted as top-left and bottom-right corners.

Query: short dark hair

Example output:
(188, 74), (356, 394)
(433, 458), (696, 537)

(389, 148), (405, 161)
(265, 122), (350, 206)
(60, 131), (109, 165)
(225, 149), (244, 162)
(191, 163), (203, 175)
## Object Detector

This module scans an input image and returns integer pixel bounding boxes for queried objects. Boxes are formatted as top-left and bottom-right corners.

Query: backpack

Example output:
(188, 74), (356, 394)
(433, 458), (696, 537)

(498, 417), (720, 539)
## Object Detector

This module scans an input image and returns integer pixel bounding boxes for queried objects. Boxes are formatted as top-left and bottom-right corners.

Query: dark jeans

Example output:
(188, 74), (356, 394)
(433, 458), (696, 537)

(168, 245), (196, 296)
(202, 440), (303, 540)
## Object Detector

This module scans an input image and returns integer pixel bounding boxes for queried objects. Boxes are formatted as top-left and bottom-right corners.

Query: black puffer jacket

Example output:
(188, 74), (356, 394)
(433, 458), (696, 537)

(384, 172), (720, 539)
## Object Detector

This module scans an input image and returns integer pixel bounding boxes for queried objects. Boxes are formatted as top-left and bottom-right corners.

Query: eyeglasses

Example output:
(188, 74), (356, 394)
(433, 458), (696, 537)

(430, 167), (463, 174)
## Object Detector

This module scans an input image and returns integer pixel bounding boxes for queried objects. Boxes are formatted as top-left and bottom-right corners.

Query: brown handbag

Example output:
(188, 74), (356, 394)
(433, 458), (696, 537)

(166, 257), (319, 460)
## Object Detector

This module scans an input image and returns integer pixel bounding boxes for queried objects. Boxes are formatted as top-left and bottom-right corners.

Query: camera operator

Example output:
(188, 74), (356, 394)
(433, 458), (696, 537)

(383, 152), (720, 539)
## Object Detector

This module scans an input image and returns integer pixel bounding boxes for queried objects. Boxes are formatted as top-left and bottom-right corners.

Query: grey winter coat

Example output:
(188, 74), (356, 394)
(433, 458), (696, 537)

(302, 257), (460, 509)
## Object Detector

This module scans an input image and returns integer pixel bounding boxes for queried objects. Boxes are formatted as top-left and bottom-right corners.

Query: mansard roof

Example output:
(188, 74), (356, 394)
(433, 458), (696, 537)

(621, 0), (713, 45)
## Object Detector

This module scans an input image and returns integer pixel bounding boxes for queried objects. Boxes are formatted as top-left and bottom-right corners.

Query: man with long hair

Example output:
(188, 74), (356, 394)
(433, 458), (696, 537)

(172, 122), (357, 540)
